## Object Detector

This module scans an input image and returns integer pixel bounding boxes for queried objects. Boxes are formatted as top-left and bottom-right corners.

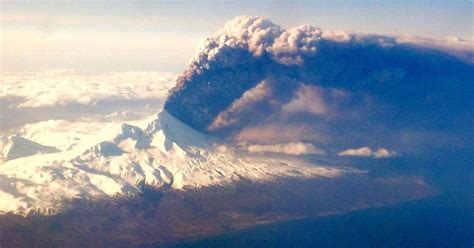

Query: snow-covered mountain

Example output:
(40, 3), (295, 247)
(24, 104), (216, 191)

(0, 135), (60, 163)
(0, 111), (357, 215)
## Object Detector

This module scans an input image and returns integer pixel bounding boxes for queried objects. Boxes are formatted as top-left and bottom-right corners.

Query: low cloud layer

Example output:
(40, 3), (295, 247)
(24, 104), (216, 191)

(1, 70), (176, 108)
(247, 142), (325, 155)
(338, 147), (397, 158)
(1, 71), (176, 131)
(164, 16), (473, 155)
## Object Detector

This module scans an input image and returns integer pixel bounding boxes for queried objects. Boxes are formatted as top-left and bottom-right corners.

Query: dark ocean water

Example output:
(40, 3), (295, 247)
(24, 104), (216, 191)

(168, 194), (472, 248)
(167, 155), (473, 248)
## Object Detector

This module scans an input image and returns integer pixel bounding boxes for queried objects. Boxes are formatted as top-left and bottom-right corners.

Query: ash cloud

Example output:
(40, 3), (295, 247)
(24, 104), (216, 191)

(165, 16), (474, 155)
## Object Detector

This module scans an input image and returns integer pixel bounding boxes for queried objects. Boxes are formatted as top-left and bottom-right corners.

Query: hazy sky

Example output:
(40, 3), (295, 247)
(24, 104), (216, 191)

(2, 0), (472, 73)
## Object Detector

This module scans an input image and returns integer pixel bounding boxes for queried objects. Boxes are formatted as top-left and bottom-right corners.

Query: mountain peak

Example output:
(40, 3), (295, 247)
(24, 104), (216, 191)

(1, 135), (60, 163)
(0, 111), (356, 215)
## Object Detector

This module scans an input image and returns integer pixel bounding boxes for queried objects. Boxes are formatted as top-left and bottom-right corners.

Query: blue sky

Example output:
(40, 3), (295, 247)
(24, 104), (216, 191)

(2, 0), (472, 73)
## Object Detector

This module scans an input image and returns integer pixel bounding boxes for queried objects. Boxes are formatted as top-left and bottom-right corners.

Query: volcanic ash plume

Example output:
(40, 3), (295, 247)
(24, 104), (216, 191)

(165, 16), (474, 154)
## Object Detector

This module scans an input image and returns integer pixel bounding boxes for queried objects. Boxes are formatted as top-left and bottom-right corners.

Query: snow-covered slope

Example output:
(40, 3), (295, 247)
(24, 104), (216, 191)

(0, 111), (357, 215)
(0, 135), (60, 163)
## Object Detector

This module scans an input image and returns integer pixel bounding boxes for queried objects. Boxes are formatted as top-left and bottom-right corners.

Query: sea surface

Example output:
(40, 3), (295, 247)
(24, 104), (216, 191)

(168, 194), (472, 248)
(168, 154), (473, 248)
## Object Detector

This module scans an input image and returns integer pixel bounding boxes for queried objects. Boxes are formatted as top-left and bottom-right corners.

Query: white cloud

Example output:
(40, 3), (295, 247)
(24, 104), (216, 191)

(0, 70), (177, 108)
(338, 147), (397, 158)
(372, 148), (397, 158)
(338, 147), (373, 157)
(247, 142), (325, 155)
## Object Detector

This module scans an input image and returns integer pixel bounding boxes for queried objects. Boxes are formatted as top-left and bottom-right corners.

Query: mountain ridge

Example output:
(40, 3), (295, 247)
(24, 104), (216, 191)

(0, 111), (357, 215)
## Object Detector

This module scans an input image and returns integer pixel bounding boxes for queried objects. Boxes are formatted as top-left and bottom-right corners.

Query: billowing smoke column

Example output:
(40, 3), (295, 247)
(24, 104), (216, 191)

(165, 16), (474, 155)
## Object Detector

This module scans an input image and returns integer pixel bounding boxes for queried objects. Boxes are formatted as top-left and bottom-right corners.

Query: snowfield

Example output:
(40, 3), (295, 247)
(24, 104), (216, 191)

(0, 111), (359, 215)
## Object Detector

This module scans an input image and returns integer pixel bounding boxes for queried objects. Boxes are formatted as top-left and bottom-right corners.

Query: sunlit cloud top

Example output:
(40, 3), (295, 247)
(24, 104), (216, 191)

(2, 1), (472, 73)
